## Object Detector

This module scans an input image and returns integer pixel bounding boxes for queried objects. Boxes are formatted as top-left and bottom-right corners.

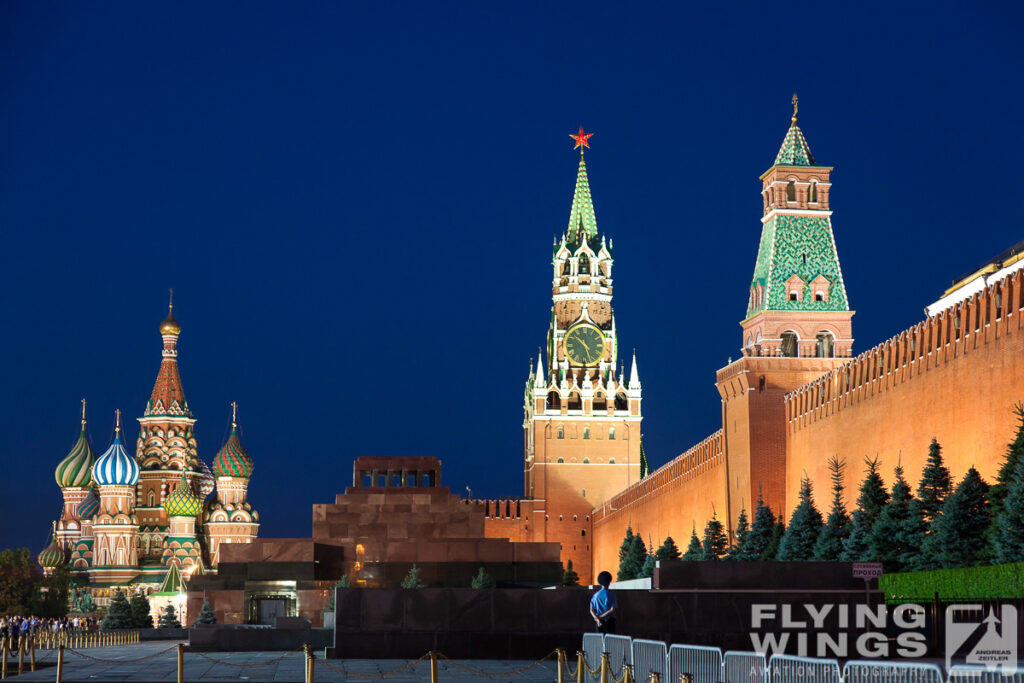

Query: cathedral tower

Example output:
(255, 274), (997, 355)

(524, 129), (643, 513)
(716, 97), (854, 528)
(91, 410), (141, 583)
(135, 294), (205, 560)
(205, 403), (259, 567)
(54, 400), (96, 552)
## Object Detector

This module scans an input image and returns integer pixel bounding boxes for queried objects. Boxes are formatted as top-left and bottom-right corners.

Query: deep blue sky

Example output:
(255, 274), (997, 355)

(1, 3), (1022, 552)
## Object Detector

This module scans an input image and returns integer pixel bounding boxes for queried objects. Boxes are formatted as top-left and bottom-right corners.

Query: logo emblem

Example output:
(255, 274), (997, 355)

(946, 604), (1017, 672)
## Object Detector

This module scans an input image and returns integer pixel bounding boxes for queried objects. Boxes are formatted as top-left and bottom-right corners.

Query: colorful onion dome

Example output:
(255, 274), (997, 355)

(92, 411), (140, 487)
(197, 458), (216, 501)
(213, 405), (253, 478)
(55, 405), (97, 488)
(164, 473), (203, 517)
(160, 291), (181, 335)
(75, 489), (100, 519)
(38, 532), (65, 569)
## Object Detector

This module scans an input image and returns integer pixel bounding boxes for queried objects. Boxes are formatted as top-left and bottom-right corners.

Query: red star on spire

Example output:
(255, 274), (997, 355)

(570, 126), (594, 150)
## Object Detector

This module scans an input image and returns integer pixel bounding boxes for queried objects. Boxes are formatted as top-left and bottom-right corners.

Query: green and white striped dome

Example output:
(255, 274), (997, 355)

(55, 423), (97, 489)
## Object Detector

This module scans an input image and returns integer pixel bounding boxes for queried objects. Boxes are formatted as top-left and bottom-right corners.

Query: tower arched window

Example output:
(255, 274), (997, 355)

(583, 427), (590, 440)
(815, 331), (835, 358)
(557, 426), (564, 439)
(547, 391), (561, 410)
(786, 181), (796, 202)
(583, 457), (590, 463)
(780, 332), (798, 357)
(614, 393), (628, 411)
(148, 492), (155, 507)
(609, 427), (615, 440)
(809, 181), (818, 203)
(578, 254), (590, 275)
(557, 457), (564, 463)
(609, 458), (615, 464)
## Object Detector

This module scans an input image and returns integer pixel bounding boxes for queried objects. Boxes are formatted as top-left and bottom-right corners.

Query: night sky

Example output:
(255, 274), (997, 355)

(1, 2), (1022, 552)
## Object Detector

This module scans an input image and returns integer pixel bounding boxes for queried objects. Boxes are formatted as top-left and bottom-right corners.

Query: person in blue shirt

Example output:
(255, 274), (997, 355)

(589, 570), (617, 634)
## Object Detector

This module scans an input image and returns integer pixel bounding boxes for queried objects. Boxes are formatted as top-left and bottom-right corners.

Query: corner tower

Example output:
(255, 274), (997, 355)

(716, 98), (854, 529)
(524, 129), (643, 513)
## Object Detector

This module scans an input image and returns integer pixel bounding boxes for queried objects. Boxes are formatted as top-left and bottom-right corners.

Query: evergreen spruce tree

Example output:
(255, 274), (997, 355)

(337, 575), (351, 588)
(400, 564), (426, 588)
(471, 567), (494, 588)
(916, 439), (952, 524)
(995, 455), (1024, 564)
(701, 514), (729, 560)
(100, 589), (133, 630)
(927, 467), (990, 568)
(746, 491), (776, 560)
(841, 457), (889, 561)
(987, 404), (1024, 560)
(867, 466), (918, 572)
(639, 552), (656, 578)
(762, 518), (786, 560)
(129, 594), (152, 629)
(682, 527), (703, 560)
(728, 509), (751, 560)
(561, 560), (580, 586)
(654, 536), (681, 563)
(194, 598), (216, 625)
(778, 477), (824, 561)
(158, 603), (181, 629)
(814, 456), (851, 561)
(617, 524), (635, 572)
(903, 497), (933, 571)
(619, 533), (648, 580)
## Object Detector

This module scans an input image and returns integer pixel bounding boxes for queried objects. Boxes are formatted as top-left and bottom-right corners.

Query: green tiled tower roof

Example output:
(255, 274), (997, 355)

(566, 154), (598, 244)
(774, 121), (815, 166)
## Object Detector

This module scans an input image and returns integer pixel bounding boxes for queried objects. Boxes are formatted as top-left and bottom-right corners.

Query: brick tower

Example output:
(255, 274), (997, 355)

(519, 130), (644, 581)
(716, 97), (854, 529)
(135, 294), (206, 563)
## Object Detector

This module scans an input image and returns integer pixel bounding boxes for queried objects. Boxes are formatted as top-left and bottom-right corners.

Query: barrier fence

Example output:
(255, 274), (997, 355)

(3, 631), (1017, 682)
(0, 630), (142, 678)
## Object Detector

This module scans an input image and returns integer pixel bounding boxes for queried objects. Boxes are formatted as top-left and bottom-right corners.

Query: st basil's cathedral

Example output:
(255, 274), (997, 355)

(40, 300), (259, 603)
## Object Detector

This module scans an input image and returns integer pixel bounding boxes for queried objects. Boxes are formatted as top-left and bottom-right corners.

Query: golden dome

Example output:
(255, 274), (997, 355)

(160, 289), (181, 335)
(160, 309), (181, 335)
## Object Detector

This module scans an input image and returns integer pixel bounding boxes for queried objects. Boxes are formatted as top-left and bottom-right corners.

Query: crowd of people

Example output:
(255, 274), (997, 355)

(0, 615), (96, 641)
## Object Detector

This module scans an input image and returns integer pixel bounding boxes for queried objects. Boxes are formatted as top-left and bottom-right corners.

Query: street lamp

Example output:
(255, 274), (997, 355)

(176, 591), (186, 626)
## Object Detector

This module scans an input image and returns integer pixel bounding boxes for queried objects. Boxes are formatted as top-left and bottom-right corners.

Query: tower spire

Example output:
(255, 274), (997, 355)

(231, 401), (238, 430)
(81, 398), (87, 429)
(629, 349), (641, 390)
(774, 96), (815, 166)
(114, 408), (121, 437)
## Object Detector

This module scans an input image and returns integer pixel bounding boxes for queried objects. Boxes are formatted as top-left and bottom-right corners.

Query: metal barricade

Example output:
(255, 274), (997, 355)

(767, 653), (841, 683)
(605, 635), (633, 681)
(582, 633), (604, 683)
(946, 665), (1024, 682)
(843, 660), (944, 683)
(668, 644), (723, 683)
(631, 639), (668, 683)
(723, 650), (768, 683)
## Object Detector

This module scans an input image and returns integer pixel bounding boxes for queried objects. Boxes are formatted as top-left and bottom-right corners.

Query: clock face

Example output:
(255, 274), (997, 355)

(564, 324), (605, 366)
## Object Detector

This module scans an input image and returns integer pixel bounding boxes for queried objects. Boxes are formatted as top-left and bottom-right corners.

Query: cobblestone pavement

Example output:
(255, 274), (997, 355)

(4, 642), (560, 682)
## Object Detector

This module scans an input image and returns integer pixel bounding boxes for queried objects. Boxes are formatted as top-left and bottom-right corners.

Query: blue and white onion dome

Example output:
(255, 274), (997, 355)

(91, 410), (140, 487)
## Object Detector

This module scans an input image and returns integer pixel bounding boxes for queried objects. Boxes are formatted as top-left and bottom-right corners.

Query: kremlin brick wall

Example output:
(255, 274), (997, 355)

(584, 270), (1022, 577)
(591, 431), (723, 576)
(786, 270), (1024, 518)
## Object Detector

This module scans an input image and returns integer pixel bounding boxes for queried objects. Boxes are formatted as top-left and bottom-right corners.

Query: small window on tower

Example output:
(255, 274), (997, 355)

(557, 426), (564, 439)
(609, 458), (616, 464)
(609, 427), (616, 440)
(583, 458), (590, 464)
(557, 457), (564, 463)
(809, 181), (818, 203)
(790, 292), (798, 301)
(583, 427), (590, 439)
(786, 181), (796, 202)
(815, 292), (824, 302)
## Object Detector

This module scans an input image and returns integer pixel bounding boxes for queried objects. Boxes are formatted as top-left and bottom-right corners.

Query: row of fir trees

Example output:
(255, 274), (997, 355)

(618, 404), (1024, 577)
